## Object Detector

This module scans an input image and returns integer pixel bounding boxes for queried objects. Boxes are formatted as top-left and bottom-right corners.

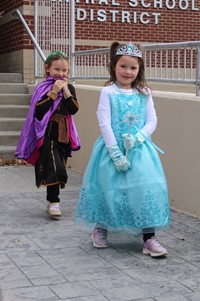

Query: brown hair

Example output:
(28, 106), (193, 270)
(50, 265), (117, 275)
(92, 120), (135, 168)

(105, 42), (148, 94)
(44, 51), (69, 76)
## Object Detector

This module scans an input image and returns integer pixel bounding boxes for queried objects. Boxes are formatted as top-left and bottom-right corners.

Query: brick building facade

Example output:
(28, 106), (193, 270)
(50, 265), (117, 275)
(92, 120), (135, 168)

(75, 0), (200, 48)
(0, 0), (199, 83)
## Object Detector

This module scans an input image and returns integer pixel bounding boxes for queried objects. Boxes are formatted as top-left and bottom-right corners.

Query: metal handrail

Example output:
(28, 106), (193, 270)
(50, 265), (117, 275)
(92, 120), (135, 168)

(71, 41), (200, 96)
(13, 9), (46, 63)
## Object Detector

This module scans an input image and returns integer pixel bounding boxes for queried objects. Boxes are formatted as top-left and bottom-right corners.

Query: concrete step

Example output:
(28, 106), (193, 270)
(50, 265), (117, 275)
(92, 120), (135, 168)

(0, 131), (20, 146)
(0, 105), (29, 118)
(0, 117), (25, 131)
(0, 83), (28, 94)
(0, 146), (16, 160)
(0, 94), (31, 105)
(0, 73), (29, 160)
(0, 73), (22, 83)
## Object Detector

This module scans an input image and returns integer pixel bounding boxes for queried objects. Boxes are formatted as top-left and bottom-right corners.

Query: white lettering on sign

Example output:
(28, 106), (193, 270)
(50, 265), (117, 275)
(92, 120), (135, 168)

(122, 11), (130, 22)
(77, 8), (87, 21)
(110, 10), (119, 21)
(90, 8), (94, 20)
(192, 0), (198, 10)
(98, 0), (120, 4)
(128, 0), (198, 10)
(153, 12), (160, 24)
(97, 10), (106, 21)
(85, 0), (95, 4)
(179, 0), (189, 9)
(128, 0), (138, 7)
(140, 12), (150, 24)
(99, 0), (109, 4)
(141, 0), (151, 8)
(166, 0), (176, 9)
(76, 8), (162, 24)
(63, 0), (199, 24)
(73, 0), (120, 4)
(154, 0), (163, 8)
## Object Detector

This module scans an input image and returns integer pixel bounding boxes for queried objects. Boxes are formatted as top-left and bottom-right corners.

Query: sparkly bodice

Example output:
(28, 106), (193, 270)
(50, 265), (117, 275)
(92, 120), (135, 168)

(109, 90), (147, 143)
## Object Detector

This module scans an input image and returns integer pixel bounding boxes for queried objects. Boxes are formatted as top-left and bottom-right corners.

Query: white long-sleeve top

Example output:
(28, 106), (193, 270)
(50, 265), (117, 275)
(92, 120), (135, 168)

(96, 84), (157, 148)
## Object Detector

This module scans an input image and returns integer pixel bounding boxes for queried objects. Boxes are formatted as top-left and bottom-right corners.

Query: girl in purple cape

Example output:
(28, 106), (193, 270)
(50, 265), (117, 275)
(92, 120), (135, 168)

(16, 51), (80, 219)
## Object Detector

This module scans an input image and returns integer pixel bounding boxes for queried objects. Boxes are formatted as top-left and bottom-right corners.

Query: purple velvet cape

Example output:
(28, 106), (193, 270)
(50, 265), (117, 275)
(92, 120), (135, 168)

(15, 76), (80, 165)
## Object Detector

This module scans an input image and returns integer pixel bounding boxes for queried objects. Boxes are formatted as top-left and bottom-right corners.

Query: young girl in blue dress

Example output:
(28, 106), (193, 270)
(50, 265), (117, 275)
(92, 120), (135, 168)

(75, 42), (170, 257)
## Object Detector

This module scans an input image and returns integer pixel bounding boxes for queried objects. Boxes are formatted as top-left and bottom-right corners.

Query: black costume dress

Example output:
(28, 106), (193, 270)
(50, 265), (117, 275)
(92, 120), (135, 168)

(34, 84), (79, 190)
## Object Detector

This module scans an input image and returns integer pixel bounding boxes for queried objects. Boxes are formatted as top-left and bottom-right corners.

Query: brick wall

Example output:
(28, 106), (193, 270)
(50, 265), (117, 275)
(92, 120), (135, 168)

(75, 1), (200, 45)
(0, 1), (34, 82)
(0, 1), (199, 54)
(0, 1), (34, 54)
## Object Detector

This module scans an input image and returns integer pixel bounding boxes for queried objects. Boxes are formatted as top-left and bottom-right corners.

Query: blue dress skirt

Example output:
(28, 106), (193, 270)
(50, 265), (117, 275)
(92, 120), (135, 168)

(75, 88), (170, 235)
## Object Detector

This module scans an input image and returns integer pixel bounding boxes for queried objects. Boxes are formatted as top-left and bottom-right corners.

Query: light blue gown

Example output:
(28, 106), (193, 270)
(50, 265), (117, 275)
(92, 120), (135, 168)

(75, 86), (170, 235)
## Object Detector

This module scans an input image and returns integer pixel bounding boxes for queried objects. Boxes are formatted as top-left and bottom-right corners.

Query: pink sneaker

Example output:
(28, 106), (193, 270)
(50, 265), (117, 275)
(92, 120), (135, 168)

(92, 228), (109, 248)
(143, 236), (168, 257)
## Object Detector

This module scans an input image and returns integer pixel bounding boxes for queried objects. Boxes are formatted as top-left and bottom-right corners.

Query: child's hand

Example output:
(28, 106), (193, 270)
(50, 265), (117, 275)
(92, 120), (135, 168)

(122, 132), (146, 151)
(122, 133), (136, 150)
(107, 144), (131, 172)
(52, 78), (68, 94)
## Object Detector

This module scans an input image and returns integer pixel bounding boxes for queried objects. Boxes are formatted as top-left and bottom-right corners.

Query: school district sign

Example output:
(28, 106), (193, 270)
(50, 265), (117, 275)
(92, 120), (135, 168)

(69, 0), (199, 25)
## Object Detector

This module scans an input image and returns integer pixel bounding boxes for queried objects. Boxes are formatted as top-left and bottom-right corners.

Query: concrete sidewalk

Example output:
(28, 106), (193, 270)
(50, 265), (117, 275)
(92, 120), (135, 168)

(0, 165), (200, 301)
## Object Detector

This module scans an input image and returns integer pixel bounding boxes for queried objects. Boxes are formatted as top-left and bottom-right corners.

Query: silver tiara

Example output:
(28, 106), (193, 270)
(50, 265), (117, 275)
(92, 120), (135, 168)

(116, 44), (142, 58)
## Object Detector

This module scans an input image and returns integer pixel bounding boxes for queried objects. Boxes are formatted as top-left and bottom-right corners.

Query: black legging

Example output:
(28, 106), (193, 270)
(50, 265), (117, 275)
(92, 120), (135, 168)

(142, 228), (155, 242)
(46, 184), (60, 203)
